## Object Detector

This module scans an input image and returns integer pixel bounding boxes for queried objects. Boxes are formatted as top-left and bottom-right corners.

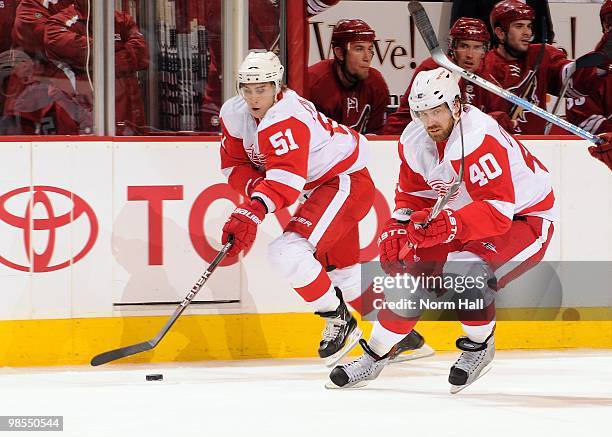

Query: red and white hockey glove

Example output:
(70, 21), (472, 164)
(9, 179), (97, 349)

(406, 208), (463, 249)
(588, 132), (612, 172)
(377, 218), (409, 274)
(222, 199), (267, 257)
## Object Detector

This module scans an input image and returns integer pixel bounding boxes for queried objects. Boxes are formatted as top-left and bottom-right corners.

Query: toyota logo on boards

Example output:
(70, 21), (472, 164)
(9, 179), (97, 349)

(0, 186), (98, 272)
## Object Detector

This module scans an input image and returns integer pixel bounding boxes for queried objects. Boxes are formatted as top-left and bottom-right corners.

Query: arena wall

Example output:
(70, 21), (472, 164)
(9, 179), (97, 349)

(0, 136), (610, 366)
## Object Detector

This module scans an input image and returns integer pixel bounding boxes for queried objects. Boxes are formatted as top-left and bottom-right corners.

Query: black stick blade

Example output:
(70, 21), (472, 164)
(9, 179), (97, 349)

(90, 340), (155, 366)
(408, 1), (439, 52)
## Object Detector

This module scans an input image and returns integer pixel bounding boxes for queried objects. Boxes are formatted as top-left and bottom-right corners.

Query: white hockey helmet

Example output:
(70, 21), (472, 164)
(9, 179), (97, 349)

(409, 67), (461, 121)
(237, 51), (284, 93)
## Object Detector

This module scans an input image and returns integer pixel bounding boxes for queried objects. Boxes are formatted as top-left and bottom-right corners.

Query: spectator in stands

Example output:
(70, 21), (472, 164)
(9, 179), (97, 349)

(44, 0), (149, 135)
(2, 0), (74, 134)
(384, 17), (515, 134)
(201, 0), (340, 133)
(42, 0), (94, 134)
(0, 1), (17, 55)
(113, 9), (150, 135)
(566, 0), (612, 136)
(308, 19), (389, 134)
(481, 0), (600, 134)
(451, 0), (554, 46)
(200, 0), (279, 133)
(287, 0), (341, 98)
(0, 0), (17, 119)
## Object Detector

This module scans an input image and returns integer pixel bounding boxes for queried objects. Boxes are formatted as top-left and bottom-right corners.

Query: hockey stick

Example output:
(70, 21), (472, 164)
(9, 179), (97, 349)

(407, 1), (603, 145)
(90, 236), (234, 366)
(543, 50), (607, 134)
(398, 106), (465, 261)
(428, 115), (465, 221)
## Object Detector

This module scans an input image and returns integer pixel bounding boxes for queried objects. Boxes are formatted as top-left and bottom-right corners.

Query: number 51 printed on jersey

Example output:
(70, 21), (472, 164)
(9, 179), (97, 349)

(270, 129), (300, 156)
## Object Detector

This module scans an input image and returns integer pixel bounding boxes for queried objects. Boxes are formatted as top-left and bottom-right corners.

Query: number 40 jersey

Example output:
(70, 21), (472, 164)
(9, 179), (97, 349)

(219, 89), (370, 213)
(396, 105), (558, 243)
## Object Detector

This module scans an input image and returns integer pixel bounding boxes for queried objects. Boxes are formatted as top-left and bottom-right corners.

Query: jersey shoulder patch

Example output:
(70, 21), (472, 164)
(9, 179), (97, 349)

(220, 95), (249, 138)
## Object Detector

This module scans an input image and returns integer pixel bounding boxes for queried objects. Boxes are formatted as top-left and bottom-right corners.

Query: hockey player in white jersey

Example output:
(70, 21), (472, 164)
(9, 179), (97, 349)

(328, 67), (557, 391)
(219, 51), (430, 366)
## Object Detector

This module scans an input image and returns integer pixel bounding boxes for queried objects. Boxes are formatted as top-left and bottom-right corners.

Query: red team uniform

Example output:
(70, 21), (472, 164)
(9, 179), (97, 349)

(384, 18), (497, 135)
(0, 0), (17, 123)
(219, 51), (429, 365)
(0, 0), (16, 54)
(308, 18), (389, 135)
(374, 103), (556, 348)
(481, 44), (574, 134)
(220, 87), (374, 312)
(481, 0), (603, 135)
(308, 59), (389, 134)
(44, 5), (149, 134)
(4, 0), (73, 133)
(566, 2), (612, 136)
(330, 67), (556, 391)
(112, 11), (150, 135)
(566, 77), (612, 135)
(44, 3), (94, 132)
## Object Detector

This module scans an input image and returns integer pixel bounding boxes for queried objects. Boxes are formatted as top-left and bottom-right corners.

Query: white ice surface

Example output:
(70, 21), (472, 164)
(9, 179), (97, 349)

(1, 350), (611, 437)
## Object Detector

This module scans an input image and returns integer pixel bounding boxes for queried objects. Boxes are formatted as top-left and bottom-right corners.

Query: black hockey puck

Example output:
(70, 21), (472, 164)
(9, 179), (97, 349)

(146, 374), (163, 381)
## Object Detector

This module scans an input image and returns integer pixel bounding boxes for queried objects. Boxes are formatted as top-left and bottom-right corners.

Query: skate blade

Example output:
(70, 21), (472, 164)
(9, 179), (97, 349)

(324, 327), (363, 368)
(389, 343), (435, 364)
(324, 380), (368, 390)
(449, 363), (493, 394)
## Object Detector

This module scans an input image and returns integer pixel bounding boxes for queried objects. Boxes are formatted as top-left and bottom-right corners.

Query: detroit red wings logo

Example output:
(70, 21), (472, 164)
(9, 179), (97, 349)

(245, 146), (266, 168)
(429, 176), (460, 202)
(222, 136), (266, 168)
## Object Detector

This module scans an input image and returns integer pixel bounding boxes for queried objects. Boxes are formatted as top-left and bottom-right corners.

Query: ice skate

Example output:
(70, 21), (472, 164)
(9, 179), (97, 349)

(449, 334), (495, 394)
(326, 339), (389, 389)
(388, 330), (435, 364)
(316, 299), (362, 367)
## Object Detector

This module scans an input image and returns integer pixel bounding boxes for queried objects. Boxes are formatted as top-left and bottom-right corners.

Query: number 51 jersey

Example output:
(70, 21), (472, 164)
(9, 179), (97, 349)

(219, 89), (370, 212)
(397, 105), (558, 243)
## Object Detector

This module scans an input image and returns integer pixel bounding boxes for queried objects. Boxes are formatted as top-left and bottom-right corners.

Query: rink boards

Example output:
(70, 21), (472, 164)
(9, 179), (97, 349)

(0, 136), (610, 366)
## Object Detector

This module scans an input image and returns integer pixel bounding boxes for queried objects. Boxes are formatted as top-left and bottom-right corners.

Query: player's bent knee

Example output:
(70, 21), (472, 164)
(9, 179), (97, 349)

(268, 232), (317, 282)
(443, 251), (495, 306)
